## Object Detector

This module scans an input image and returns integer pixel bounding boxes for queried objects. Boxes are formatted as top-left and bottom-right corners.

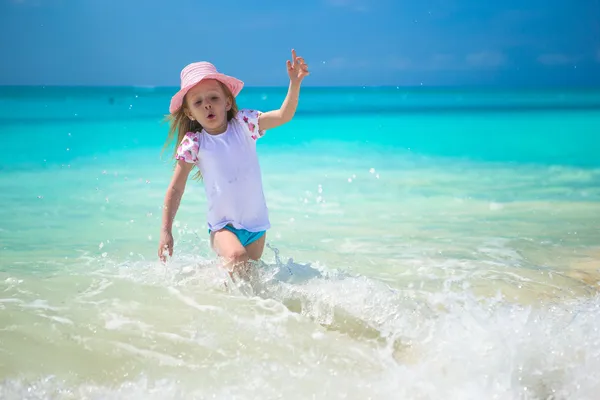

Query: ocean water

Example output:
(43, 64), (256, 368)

(1, 86), (600, 399)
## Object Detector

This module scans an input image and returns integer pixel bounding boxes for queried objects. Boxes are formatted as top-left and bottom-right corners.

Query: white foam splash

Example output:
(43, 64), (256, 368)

(1, 243), (599, 399)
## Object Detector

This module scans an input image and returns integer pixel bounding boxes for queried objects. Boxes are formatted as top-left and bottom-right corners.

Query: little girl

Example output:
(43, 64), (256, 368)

(157, 49), (309, 277)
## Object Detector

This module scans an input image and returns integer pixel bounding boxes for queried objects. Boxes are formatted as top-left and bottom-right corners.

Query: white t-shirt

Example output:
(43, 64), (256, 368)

(175, 109), (270, 233)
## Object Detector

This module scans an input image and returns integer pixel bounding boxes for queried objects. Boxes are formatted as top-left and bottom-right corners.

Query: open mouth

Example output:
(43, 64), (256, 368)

(207, 113), (215, 120)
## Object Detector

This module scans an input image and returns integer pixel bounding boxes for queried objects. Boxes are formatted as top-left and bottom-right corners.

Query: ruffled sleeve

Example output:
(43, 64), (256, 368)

(236, 109), (266, 140)
(175, 132), (200, 164)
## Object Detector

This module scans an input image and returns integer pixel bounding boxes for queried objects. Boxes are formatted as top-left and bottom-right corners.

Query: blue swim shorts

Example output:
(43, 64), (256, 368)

(209, 225), (266, 247)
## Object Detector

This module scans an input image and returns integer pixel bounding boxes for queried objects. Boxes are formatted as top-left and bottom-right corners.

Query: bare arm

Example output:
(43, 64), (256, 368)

(158, 160), (194, 261)
(258, 49), (309, 131)
(161, 160), (193, 231)
(259, 82), (301, 130)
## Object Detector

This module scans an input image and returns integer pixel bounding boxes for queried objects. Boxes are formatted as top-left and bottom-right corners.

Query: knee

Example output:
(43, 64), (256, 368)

(223, 248), (248, 265)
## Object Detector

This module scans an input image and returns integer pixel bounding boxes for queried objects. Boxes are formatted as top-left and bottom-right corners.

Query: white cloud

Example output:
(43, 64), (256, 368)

(321, 57), (371, 69)
(379, 51), (508, 72)
(537, 53), (579, 66)
(323, 57), (347, 68)
(321, 51), (510, 73)
(428, 53), (460, 71)
(466, 51), (507, 68)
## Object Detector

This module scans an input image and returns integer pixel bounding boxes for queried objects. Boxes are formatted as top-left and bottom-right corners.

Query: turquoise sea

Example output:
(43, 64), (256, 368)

(1, 86), (600, 399)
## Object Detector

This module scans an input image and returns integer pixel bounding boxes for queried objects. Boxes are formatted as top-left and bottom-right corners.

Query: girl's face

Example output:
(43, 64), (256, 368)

(184, 79), (232, 134)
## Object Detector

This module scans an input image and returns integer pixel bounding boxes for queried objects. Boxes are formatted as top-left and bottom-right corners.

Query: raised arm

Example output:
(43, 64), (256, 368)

(258, 49), (310, 131)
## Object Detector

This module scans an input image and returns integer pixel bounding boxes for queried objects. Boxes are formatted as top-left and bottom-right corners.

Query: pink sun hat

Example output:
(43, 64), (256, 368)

(169, 62), (244, 114)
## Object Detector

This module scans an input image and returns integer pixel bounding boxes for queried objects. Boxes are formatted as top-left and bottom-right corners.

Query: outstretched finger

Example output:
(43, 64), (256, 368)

(291, 49), (297, 67)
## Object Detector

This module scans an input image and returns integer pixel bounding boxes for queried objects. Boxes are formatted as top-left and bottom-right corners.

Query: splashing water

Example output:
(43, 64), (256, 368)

(2, 238), (600, 399)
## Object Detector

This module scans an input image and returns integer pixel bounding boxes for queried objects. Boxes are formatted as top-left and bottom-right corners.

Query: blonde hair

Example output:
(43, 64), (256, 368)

(162, 80), (239, 180)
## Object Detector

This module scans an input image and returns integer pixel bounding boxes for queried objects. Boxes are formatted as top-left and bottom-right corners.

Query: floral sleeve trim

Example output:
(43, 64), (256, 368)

(175, 132), (200, 163)
(238, 109), (266, 140)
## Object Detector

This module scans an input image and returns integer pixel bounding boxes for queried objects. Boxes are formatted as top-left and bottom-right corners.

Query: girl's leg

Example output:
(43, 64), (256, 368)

(210, 229), (267, 263)
(210, 229), (267, 284)
(210, 229), (248, 274)
(246, 233), (266, 261)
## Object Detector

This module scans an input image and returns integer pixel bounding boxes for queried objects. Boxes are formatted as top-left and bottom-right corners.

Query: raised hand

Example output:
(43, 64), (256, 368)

(286, 49), (309, 84)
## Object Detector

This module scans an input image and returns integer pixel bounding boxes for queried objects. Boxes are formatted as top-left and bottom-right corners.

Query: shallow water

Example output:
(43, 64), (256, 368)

(1, 87), (600, 399)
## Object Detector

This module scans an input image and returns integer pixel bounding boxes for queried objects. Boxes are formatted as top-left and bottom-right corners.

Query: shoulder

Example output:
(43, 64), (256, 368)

(175, 131), (200, 163)
(179, 131), (200, 148)
(182, 131), (200, 141)
(236, 108), (262, 120)
(234, 109), (266, 140)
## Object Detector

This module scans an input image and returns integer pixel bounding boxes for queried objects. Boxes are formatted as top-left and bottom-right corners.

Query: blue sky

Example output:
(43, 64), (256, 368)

(1, 0), (599, 87)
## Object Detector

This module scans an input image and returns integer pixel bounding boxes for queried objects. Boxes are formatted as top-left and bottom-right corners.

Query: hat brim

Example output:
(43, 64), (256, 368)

(169, 73), (244, 114)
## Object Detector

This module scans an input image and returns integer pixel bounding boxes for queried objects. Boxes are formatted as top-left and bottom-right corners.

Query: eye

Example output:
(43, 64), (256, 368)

(211, 96), (219, 100)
